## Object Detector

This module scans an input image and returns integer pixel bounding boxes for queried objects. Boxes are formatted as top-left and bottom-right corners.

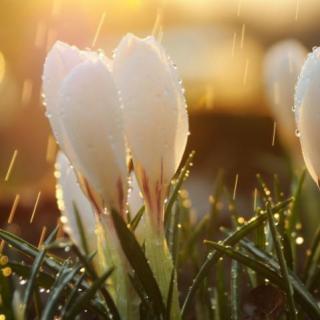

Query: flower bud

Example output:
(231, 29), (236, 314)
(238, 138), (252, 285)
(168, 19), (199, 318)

(55, 152), (96, 254)
(294, 47), (320, 185)
(43, 41), (100, 150)
(113, 34), (189, 228)
(43, 41), (128, 213)
(58, 58), (128, 213)
(264, 40), (307, 153)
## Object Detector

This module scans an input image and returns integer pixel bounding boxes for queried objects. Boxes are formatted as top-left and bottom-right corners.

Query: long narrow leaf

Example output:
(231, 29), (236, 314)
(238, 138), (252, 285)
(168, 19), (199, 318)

(230, 260), (240, 320)
(164, 151), (195, 229)
(206, 241), (320, 319)
(180, 198), (292, 317)
(22, 227), (58, 316)
(267, 204), (297, 319)
(64, 268), (114, 320)
(222, 234), (320, 319)
(41, 264), (83, 320)
(110, 209), (166, 317)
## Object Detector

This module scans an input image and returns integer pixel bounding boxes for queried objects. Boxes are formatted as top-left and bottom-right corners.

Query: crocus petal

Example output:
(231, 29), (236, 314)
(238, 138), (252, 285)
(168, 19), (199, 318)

(55, 152), (96, 254)
(294, 47), (320, 184)
(43, 41), (98, 148)
(57, 58), (128, 213)
(113, 33), (189, 224)
(294, 48), (320, 124)
(264, 40), (307, 149)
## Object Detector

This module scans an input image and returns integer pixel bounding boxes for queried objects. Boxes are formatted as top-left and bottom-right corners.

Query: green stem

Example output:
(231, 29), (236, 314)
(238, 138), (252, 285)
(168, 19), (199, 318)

(144, 212), (181, 319)
(96, 218), (139, 319)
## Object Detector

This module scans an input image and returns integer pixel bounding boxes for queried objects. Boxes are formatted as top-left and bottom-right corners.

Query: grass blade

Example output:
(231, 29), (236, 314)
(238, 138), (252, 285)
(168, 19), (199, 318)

(164, 151), (195, 229)
(41, 264), (83, 320)
(130, 205), (145, 231)
(64, 268), (114, 320)
(303, 226), (320, 286)
(227, 235), (320, 319)
(110, 209), (166, 317)
(180, 198), (292, 317)
(230, 260), (240, 320)
(0, 229), (63, 271)
(165, 270), (175, 320)
(22, 227), (58, 316)
(9, 262), (55, 289)
(266, 204), (297, 319)
(72, 246), (120, 319)
(206, 241), (320, 319)
(216, 258), (229, 320)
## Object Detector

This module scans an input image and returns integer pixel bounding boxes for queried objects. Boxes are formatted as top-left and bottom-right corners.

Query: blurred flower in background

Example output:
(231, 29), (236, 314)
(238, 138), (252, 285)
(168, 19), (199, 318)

(263, 39), (307, 161)
(1, 0), (320, 238)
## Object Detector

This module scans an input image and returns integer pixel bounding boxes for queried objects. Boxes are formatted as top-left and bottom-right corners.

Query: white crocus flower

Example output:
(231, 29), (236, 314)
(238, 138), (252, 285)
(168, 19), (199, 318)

(43, 41), (99, 150)
(113, 34), (189, 231)
(294, 47), (320, 186)
(43, 42), (128, 214)
(114, 34), (186, 319)
(55, 152), (97, 254)
(264, 40), (307, 154)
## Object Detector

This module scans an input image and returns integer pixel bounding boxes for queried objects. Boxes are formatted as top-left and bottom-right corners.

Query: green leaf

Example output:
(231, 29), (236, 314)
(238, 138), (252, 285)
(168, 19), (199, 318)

(303, 226), (320, 287)
(166, 201), (181, 267)
(181, 214), (209, 260)
(216, 258), (229, 320)
(256, 174), (273, 203)
(41, 263), (83, 320)
(288, 170), (306, 233)
(180, 198), (292, 317)
(129, 273), (155, 318)
(0, 229), (63, 271)
(164, 151), (195, 229)
(61, 272), (86, 316)
(110, 209), (166, 317)
(229, 237), (320, 319)
(22, 227), (58, 317)
(130, 205), (145, 231)
(207, 170), (225, 239)
(165, 270), (175, 320)
(9, 262), (55, 289)
(64, 267), (114, 320)
(266, 204), (297, 319)
(283, 233), (294, 271)
(230, 260), (240, 320)
(72, 246), (120, 319)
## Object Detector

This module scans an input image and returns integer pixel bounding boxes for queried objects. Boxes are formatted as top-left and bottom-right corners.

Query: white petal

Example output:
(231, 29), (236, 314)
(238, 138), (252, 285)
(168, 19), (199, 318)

(57, 59), (128, 212)
(42, 41), (98, 148)
(295, 47), (320, 125)
(113, 33), (189, 194)
(55, 152), (96, 254)
(295, 47), (320, 184)
(264, 40), (306, 147)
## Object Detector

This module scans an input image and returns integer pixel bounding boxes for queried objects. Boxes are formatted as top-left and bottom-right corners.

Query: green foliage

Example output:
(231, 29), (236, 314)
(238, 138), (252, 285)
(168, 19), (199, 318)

(0, 158), (320, 319)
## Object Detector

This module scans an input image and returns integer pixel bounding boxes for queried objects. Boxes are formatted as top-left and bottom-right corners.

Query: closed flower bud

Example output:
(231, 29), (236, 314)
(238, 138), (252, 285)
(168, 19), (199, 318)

(55, 152), (96, 254)
(43, 42), (128, 213)
(113, 34), (189, 229)
(294, 47), (320, 185)
(264, 40), (307, 154)
(43, 41), (99, 150)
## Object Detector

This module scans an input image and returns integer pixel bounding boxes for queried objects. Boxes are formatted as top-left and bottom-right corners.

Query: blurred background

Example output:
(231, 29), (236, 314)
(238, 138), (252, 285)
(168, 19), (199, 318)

(0, 0), (320, 243)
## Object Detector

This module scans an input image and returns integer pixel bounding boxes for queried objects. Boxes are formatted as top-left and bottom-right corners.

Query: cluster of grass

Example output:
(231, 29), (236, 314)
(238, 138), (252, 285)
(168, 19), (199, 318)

(0, 153), (320, 319)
